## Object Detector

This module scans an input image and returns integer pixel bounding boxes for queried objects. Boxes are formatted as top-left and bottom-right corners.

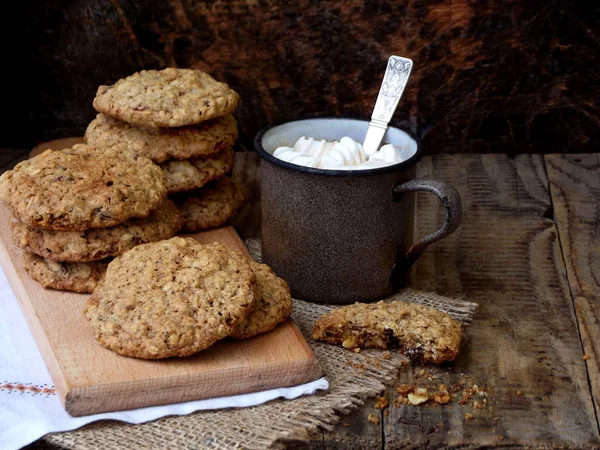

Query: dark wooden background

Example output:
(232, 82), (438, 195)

(1, 0), (597, 154)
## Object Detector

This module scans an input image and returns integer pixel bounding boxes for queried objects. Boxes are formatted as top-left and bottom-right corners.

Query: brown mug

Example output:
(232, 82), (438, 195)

(254, 117), (462, 304)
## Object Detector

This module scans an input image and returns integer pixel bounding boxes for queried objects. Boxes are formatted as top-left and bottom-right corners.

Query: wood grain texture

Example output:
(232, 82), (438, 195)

(279, 408), (384, 450)
(0, 209), (321, 416)
(383, 154), (599, 448)
(3, 0), (597, 154)
(322, 408), (383, 449)
(220, 153), (600, 448)
(546, 153), (600, 429)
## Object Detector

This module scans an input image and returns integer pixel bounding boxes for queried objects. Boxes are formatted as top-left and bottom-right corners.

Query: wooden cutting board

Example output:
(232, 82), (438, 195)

(0, 146), (321, 417)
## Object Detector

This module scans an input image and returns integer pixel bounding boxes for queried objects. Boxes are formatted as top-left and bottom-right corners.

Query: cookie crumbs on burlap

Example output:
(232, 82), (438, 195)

(83, 237), (256, 359)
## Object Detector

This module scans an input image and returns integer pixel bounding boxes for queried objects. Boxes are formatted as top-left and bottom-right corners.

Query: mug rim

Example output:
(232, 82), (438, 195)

(253, 116), (422, 177)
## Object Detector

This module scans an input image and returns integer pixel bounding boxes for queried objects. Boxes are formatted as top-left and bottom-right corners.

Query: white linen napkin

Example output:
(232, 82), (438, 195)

(0, 268), (328, 450)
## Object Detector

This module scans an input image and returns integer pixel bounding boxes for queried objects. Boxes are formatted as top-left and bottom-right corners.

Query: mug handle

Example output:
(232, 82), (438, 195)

(390, 179), (463, 288)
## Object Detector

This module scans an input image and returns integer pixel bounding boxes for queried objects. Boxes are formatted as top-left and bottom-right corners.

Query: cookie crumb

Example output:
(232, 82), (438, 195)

(342, 337), (357, 349)
(408, 388), (430, 405)
(368, 413), (379, 425)
(381, 351), (391, 360)
(497, 435), (504, 440)
(374, 395), (388, 409)
(583, 354), (591, 361)
(465, 413), (473, 420)
(516, 390), (523, 397)
(394, 395), (408, 407)
(353, 348), (361, 353)
(396, 384), (414, 396)
(434, 385), (451, 405)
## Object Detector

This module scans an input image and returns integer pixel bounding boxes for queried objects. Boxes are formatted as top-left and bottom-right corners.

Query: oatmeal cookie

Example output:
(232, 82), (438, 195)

(22, 251), (109, 293)
(11, 199), (181, 262)
(231, 261), (293, 339)
(174, 177), (249, 233)
(0, 144), (166, 230)
(312, 301), (462, 363)
(83, 237), (256, 359)
(161, 148), (234, 194)
(92, 68), (239, 128)
(85, 113), (238, 164)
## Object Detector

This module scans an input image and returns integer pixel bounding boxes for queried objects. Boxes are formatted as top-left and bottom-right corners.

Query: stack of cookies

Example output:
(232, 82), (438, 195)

(84, 237), (293, 359)
(85, 68), (249, 232)
(0, 144), (181, 292)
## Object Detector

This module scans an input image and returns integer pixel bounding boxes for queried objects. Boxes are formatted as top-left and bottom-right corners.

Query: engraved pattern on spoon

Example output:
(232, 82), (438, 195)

(372, 57), (413, 122)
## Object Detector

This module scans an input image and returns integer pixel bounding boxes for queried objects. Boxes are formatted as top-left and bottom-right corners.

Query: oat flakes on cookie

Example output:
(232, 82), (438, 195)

(230, 261), (293, 339)
(83, 237), (256, 359)
(11, 199), (181, 262)
(92, 68), (239, 128)
(313, 301), (462, 363)
(160, 147), (234, 194)
(85, 113), (238, 164)
(173, 177), (249, 233)
(22, 251), (109, 293)
(0, 144), (167, 231)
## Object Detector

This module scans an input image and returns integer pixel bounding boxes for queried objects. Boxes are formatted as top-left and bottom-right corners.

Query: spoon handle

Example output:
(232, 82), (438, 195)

(363, 56), (413, 156)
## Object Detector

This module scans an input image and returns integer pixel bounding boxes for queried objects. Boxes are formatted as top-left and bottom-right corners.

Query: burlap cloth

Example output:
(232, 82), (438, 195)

(43, 240), (478, 449)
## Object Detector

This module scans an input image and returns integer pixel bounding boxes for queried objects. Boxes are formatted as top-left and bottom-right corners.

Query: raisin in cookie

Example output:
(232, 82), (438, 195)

(313, 301), (462, 363)
(173, 177), (249, 233)
(83, 237), (256, 359)
(11, 199), (181, 262)
(22, 251), (109, 293)
(161, 148), (234, 194)
(92, 68), (239, 128)
(230, 261), (293, 339)
(0, 144), (166, 230)
(85, 114), (238, 164)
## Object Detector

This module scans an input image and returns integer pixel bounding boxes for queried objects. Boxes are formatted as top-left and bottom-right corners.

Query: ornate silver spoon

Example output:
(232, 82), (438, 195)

(362, 55), (413, 156)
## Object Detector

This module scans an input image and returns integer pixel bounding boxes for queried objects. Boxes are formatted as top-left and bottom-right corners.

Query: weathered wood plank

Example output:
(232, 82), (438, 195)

(280, 407), (385, 450)
(546, 153), (600, 429)
(384, 154), (599, 448)
(322, 407), (383, 450)
(234, 153), (599, 448)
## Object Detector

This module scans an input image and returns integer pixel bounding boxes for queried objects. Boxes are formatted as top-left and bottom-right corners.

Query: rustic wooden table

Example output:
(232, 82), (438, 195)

(2, 150), (599, 449)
